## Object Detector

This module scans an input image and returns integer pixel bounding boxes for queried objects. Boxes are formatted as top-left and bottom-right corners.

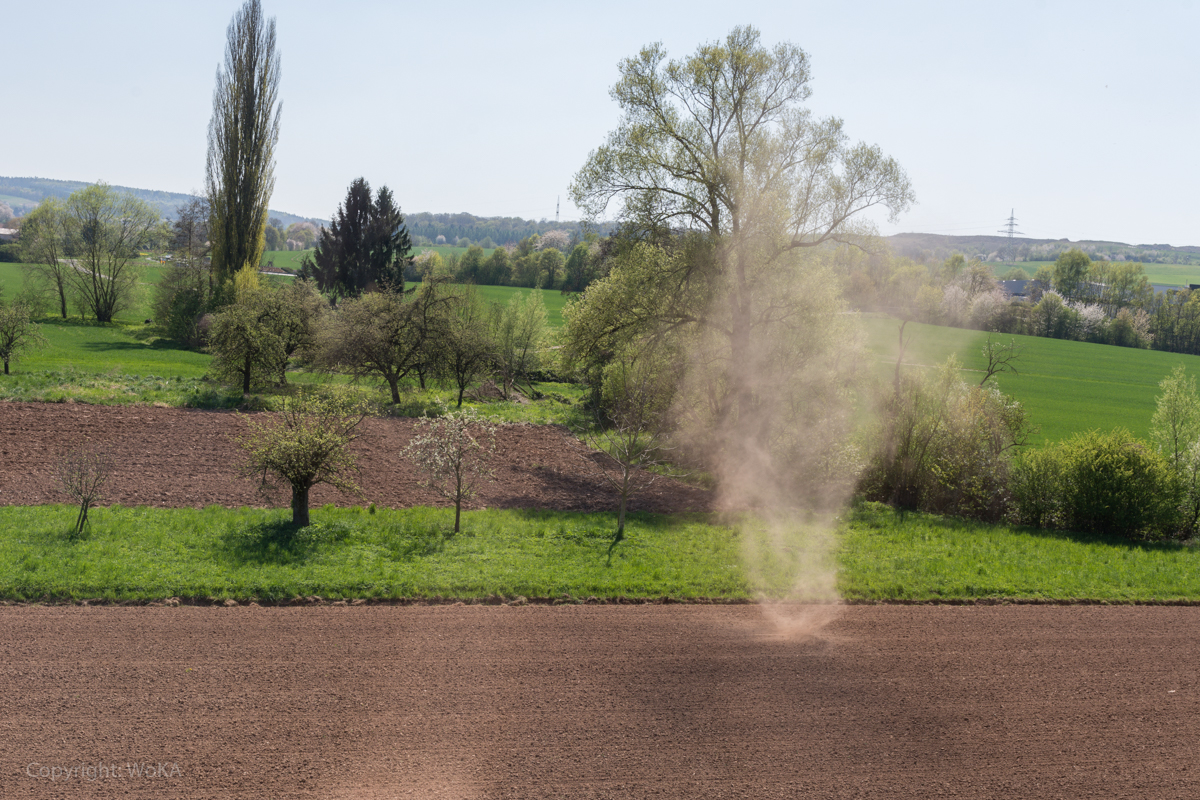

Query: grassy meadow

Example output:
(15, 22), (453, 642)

(4, 259), (1200, 604)
(861, 314), (1200, 444)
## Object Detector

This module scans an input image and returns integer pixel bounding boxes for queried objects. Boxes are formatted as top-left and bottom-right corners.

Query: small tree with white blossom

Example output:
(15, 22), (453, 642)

(403, 407), (497, 534)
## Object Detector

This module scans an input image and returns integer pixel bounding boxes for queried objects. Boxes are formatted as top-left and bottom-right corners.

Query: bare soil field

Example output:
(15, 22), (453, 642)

(0, 401), (709, 513)
(2, 604), (1199, 799)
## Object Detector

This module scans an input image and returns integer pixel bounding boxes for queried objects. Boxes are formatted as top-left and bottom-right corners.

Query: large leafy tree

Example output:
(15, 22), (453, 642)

(1052, 248), (1092, 303)
(65, 183), (160, 323)
(207, 280), (325, 393)
(18, 198), (75, 319)
(315, 281), (452, 404)
(302, 178), (412, 299)
(153, 197), (213, 345)
(206, 0), (281, 286)
(567, 26), (913, 504)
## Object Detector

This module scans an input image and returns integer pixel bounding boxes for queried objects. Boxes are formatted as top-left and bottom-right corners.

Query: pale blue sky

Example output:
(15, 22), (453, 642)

(6, 0), (1198, 245)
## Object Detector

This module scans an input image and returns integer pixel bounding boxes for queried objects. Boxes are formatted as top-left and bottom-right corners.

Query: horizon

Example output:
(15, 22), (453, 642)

(5, 0), (1197, 247)
(4, 173), (1193, 251)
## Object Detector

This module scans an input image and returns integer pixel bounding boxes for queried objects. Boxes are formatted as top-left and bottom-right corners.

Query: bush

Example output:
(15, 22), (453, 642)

(859, 358), (1030, 521)
(1011, 429), (1181, 539)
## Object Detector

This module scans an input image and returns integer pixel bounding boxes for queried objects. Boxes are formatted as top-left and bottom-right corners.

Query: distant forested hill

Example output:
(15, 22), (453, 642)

(405, 212), (615, 247)
(0, 176), (613, 246)
(887, 232), (1200, 266)
(0, 176), (315, 227)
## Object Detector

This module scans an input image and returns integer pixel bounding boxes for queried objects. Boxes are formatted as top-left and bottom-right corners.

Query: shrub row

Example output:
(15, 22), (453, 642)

(860, 358), (1188, 541)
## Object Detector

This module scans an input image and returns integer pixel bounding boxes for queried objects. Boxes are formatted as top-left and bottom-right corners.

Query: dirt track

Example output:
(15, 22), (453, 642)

(3, 604), (1199, 799)
(0, 401), (710, 513)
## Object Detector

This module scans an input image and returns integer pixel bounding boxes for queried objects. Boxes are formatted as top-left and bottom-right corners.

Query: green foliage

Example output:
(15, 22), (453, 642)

(1052, 247), (1091, 302)
(316, 282), (453, 404)
(207, 297), (286, 393)
(300, 178), (412, 299)
(207, 279), (325, 392)
(65, 183), (160, 323)
(492, 290), (549, 398)
(1010, 429), (1180, 539)
(438, 285), (495, 407)
(1150, 365), (1200, 532)
(569, 26), (911, 508)
(235, 389), (372, 527)
(860, 358), (1031, 520)
(18, 197), (73, 319)
(206, 0), (280, 284)
(0, 303), (48, 374)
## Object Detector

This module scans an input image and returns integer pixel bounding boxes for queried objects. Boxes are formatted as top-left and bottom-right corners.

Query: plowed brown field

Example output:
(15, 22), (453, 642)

(0, 402), (709, 513)
(3, 604), (1199, 799)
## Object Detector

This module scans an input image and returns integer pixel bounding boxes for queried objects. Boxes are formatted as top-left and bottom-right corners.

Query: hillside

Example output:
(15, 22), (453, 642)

(0, 176), (614, 246)
(887, 231), (1200, 266)
(0, 176), (317, 227)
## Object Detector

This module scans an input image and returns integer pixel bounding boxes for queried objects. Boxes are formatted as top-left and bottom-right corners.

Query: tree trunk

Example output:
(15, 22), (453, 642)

(388, 377), (401, 405)
(3, 359), (8, 375)
(454, 499), (461, 534)
(607, 491), (628, 566)
(292, 484), (310, 527)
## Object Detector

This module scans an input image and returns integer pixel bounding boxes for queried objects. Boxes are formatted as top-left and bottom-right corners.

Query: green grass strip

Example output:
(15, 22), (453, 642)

(839, 503), (1200, 602)
(0, 505), (749, 602)
(3, 502), (1200, 603)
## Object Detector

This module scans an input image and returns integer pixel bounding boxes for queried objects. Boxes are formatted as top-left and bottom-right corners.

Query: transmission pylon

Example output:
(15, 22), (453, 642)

(997, 209), (1025, 262)
(556, 196), (560, 224)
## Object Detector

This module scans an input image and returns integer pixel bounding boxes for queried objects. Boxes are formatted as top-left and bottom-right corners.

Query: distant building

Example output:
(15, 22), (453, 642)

(0, 228), (17, 243)
(999, 279), (1032, 299)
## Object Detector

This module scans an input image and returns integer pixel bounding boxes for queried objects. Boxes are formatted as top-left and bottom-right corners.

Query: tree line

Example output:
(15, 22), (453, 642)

(406, 212), (613, 248)
(839, 244), (1200, 356)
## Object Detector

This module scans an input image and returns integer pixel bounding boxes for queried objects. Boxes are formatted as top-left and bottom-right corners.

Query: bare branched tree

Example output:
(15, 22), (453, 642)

(55, 445), (114, 536)
(979, 336), (1021, 386)
(0, 303), (48, 375)
(583, 354), (675, 564)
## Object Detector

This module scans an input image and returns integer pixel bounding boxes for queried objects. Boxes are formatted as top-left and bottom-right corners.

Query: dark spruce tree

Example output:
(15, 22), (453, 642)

(301, 178), (412, 299)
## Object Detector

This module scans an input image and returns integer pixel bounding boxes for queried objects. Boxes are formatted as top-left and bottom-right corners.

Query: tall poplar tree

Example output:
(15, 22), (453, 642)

(206, 0), (281, 286)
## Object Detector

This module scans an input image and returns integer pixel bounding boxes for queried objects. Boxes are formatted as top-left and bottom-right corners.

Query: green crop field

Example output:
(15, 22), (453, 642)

(861, 314), (1200, 444)
(472, 284), (573, 327)
(259, 249), (310, 271)
(995, 260), (1200, 286)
